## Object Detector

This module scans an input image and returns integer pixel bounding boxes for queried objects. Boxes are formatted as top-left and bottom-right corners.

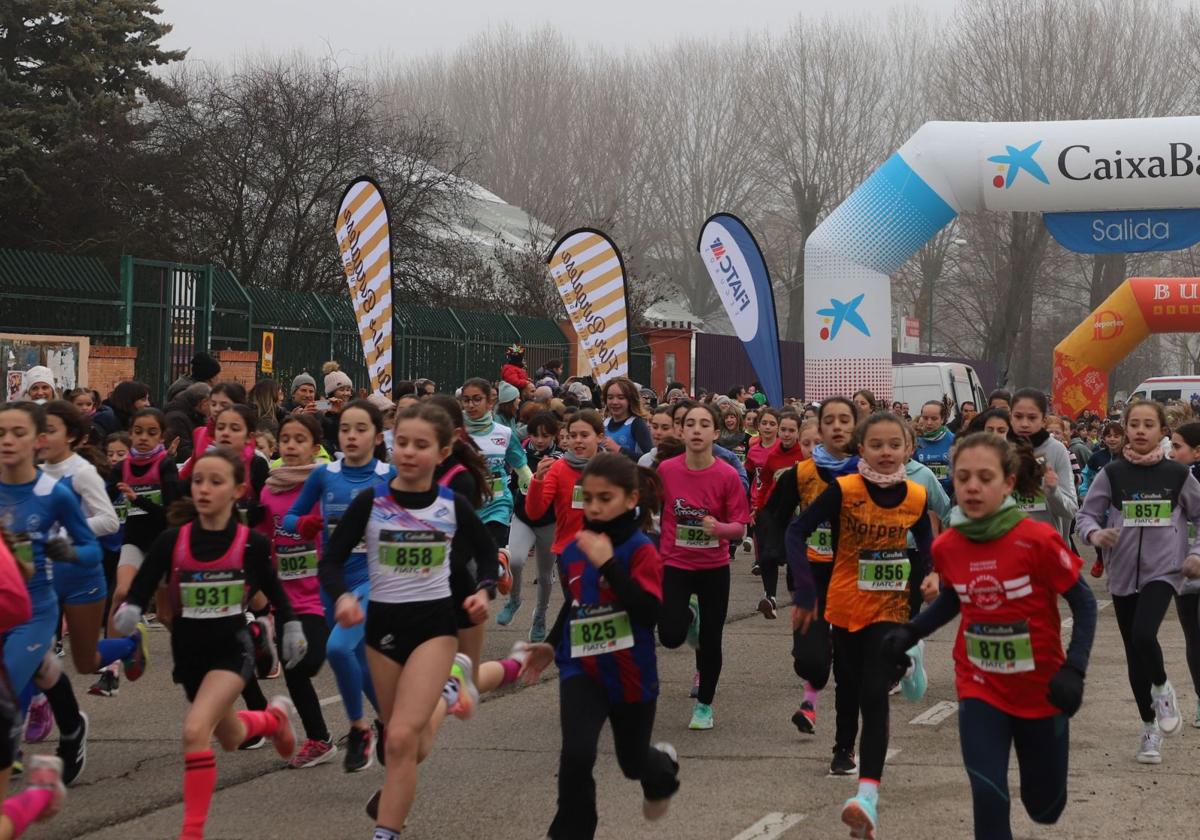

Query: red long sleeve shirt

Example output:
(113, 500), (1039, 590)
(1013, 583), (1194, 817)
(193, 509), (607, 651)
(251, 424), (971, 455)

(525, 458), (585, 553)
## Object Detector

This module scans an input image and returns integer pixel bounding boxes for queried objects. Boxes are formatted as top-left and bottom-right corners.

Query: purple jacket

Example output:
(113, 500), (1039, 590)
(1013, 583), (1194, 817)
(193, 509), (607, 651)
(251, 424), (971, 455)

(1076, 460), (1200, 597)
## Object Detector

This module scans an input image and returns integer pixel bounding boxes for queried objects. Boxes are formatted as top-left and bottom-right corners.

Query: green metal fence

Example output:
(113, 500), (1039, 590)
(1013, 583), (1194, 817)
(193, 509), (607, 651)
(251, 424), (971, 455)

(0, 248), (649, 399)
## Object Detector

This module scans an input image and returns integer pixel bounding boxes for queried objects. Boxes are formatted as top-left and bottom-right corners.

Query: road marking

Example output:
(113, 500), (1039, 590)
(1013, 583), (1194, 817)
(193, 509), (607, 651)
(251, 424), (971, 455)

(319, 695), (341, 707)
(1062, 599), (1110, 631)
(910, 700), (957, 725)
(730, 812), (806, 840)
(1097, 599), (1112, 610)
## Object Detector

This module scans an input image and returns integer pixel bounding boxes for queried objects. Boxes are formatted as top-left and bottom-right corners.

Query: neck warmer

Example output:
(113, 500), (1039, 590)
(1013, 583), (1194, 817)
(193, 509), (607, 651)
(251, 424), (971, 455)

(1124, 444), (1165, 466)
(812, 444), (858, 475)
(583, 507), (641, 546)
(1021, 429), (1050, 448)
(857, 458), (907, 487)
(949, 496), (1026, 542)
(265, 462), (319, 494)
(563, 449), (591, 472)
(130, 444), (166, 464)
(465, 412), (494, 436)
(920, 425), (949, 442)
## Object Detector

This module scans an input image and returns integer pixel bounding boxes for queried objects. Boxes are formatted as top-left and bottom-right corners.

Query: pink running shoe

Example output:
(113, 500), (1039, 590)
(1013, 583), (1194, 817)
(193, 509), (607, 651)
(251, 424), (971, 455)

(25, 694), (53, 743)
(288, 737), (338, 769)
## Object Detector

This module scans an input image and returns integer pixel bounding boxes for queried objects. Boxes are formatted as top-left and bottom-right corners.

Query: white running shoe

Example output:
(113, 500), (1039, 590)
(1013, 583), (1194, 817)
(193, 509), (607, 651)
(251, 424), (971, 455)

(1151, 681), (1181, 735)
(1137, 722), (1163, 764)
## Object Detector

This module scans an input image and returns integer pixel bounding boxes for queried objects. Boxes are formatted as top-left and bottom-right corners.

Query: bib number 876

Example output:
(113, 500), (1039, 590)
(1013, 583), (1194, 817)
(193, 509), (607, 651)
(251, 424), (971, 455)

(976, 639), (1018, 661)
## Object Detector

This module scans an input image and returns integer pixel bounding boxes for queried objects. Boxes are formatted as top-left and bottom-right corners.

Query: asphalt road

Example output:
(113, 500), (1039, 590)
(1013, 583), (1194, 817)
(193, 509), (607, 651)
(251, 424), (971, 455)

(20, 546), (1200, 840)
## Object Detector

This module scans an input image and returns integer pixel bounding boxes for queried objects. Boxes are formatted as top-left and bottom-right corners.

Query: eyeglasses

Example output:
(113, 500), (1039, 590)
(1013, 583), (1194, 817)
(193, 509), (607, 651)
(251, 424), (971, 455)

(460, 394), (487, 405)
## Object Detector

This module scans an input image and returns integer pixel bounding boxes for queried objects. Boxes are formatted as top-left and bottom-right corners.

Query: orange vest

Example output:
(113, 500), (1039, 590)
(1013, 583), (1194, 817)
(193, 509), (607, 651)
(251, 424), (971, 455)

(795, 459), (833, 563)
(825, 474), (927, 633)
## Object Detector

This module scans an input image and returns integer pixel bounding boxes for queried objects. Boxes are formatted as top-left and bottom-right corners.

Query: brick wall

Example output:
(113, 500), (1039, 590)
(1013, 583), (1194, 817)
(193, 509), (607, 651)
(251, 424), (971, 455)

(87, 345), (136, 398)
(216, 350), (260, 391)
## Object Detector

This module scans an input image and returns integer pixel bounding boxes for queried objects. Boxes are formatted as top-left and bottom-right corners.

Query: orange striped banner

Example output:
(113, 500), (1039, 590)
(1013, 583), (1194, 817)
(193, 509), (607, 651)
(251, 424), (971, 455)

(547, 228), (629, 381)
(335, 178), (393, 397)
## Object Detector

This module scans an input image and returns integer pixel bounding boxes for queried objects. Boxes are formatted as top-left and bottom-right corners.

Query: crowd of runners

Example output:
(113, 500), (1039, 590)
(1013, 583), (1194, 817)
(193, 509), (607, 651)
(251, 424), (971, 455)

(2, 344), (1198, 840)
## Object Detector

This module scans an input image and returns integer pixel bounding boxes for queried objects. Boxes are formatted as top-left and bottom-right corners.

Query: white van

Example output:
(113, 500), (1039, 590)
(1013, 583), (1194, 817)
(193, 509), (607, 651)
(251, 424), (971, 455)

(892, 363), (988, 419)
(1129, 377), (1200, 404)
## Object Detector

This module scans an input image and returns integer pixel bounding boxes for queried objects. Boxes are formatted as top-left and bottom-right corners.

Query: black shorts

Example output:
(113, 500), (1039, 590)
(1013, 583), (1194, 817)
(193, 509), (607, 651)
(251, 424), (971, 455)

(0, 665), (19, 770)
(366, 598), (458, 665)
(172, 627), (256, 702)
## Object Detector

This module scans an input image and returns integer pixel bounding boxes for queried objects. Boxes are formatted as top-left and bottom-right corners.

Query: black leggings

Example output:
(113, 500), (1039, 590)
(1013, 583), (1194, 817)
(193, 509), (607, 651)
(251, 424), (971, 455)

(1175, 592), (1200, 695)
(831, 622), (898, 780)
(276, 612), (331, 742)
(1112, 581), (1174, 722)
(659, 565), (730, 706)
(549, 676), (679, 840)
(958, 698), (1069, 840)
(792, 562), (833, 691)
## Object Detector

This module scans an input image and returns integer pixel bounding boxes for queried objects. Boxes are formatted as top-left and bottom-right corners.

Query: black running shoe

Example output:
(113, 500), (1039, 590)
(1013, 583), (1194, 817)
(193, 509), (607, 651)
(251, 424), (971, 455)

(373, 719), (386, 767)
(88, 670), (119, 697)
(238, 735), (266, 750)
(343, 726), (374, 773)
(366, 788), (381, 821)
(829, 747), (857, 776)
(791, 702), (816, 735)
(57, 712), (88, 786)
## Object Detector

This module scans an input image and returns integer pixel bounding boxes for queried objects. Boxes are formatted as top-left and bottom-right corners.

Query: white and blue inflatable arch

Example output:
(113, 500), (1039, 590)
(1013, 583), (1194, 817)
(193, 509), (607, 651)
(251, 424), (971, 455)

(804, 116), (1200, 400)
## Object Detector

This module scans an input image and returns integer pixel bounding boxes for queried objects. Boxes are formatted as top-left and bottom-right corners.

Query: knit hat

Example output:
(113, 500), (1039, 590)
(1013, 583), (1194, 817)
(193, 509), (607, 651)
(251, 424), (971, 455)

(367, 394), (394, 412)
(190, 352), (221, 383)
(291, 373), (316, 394)
(324, 369), (353, 396)
(567, 381), (592, 402)
(22, 366), (54, 397)
(497, 382), (520, 405)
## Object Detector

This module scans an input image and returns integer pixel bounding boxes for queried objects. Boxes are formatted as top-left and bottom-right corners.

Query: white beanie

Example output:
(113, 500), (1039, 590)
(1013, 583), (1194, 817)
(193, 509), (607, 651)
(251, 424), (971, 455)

(22, 366), (54, 397)
(324, 370), (353, 396)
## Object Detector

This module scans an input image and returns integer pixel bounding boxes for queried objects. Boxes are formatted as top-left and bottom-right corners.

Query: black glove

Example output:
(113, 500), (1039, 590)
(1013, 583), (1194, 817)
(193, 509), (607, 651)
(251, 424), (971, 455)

(43, 535), (77, 564)
(879, 624), (920, 683)
(1047, 664), (1085, 717)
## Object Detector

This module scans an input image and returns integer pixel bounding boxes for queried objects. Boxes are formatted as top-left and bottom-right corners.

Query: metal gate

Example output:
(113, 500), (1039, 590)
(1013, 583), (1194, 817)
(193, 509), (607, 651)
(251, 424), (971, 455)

(121, 257), (215, 404)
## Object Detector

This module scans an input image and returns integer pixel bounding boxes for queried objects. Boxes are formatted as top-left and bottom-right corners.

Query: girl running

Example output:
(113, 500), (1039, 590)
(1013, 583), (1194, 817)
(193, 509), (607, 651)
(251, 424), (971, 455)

(520, 453), (680, 839)
(717, 407), (748, 460)
(752, 412), (806, 619)
(498, 411), (561, 642)
(1080, 420), (1124, 579)
(258, 414), (336, 768)
(110, 408), (181, 629)
(745, 407), (780, 576)
(1009, 389), (1078, 543)
(799, 418), (819, 460)
(458, 377), (532, 554)
(759, 397), (859, 742)
(112, 448), (306, 840)
(914, 399), (954, 494)
(881, 432), (1097, 840)
(284, 399), (394, 772)
(0, 401), (101, 786)
(637, 405), (677, 468)
(786, 411), (934, 838)
(90, 433), (133, 697)
(1169, 420), (1200, 727)
(318, 403), (496, 840)
(657, 403), (749, 729)
(601, 377), (652, 461)
(1077, 400), (1200, 764)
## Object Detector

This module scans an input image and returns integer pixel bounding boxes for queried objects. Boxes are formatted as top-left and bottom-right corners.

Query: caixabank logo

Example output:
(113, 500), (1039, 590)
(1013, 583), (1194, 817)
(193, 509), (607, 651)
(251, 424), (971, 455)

(989, 138), (1200, 188)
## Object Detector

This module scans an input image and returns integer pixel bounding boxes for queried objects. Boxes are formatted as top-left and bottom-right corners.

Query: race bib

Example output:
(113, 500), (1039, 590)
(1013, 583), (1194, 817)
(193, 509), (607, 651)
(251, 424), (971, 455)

(11, 535), (33, 577)
(1013, 493), (1046, 513)
(571, 484), (584, 510)
(178, 570), (245, 619)
(1122, 499), (1172, 528)
(964, 621), (1035, 674)
(126, 486), (162, 517)
(490, 476), (506, 497)
(378, 529), (448, 575)
(807, 526), (833, 557)
(929, 463), (949, 480)
(857, 549), (910, 591)
(569, 605), (634, 658)
(276, 543), (318, 581)
(113, 497), (129, 524)
(675, 520), (717, 549)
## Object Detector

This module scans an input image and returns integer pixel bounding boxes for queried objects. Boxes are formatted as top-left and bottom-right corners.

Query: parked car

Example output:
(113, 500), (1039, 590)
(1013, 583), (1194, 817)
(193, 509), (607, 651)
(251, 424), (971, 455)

(892, 362), (988, 422)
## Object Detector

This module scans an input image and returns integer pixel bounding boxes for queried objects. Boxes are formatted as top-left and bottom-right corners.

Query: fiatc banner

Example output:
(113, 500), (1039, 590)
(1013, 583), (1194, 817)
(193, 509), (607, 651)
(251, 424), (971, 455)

(547, 228), (630, 381)
(335, 178), (393, 397)
(697, 213), (783, 406)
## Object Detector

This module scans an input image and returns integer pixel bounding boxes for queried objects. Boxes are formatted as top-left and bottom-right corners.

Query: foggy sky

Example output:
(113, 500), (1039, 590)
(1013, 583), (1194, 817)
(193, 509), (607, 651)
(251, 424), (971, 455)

(156, 0), (961, 64)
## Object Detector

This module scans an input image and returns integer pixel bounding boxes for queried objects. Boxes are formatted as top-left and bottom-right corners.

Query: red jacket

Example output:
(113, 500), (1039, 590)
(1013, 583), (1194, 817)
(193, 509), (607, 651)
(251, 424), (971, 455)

(756, 443), (806, 513)
(501, 363), (530, 390)
(525, 458), (585, 553)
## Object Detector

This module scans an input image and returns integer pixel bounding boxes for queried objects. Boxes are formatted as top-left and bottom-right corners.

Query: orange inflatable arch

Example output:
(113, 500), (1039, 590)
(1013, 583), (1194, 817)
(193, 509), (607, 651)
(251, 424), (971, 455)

(1053, 277), (1200, 417)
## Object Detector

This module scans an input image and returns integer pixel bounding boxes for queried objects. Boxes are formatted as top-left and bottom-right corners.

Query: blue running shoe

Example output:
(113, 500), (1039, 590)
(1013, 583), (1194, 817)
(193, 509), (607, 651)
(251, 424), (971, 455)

(841, 793), (878, 839)
(496, 599), (521, 626)
(901, 639), (927, 702)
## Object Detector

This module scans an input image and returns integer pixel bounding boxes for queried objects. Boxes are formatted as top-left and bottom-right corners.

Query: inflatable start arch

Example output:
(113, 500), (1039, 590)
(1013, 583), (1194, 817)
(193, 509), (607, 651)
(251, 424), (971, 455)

(1053, 277), (1200, 417)
(804, 116), (1200, 401)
